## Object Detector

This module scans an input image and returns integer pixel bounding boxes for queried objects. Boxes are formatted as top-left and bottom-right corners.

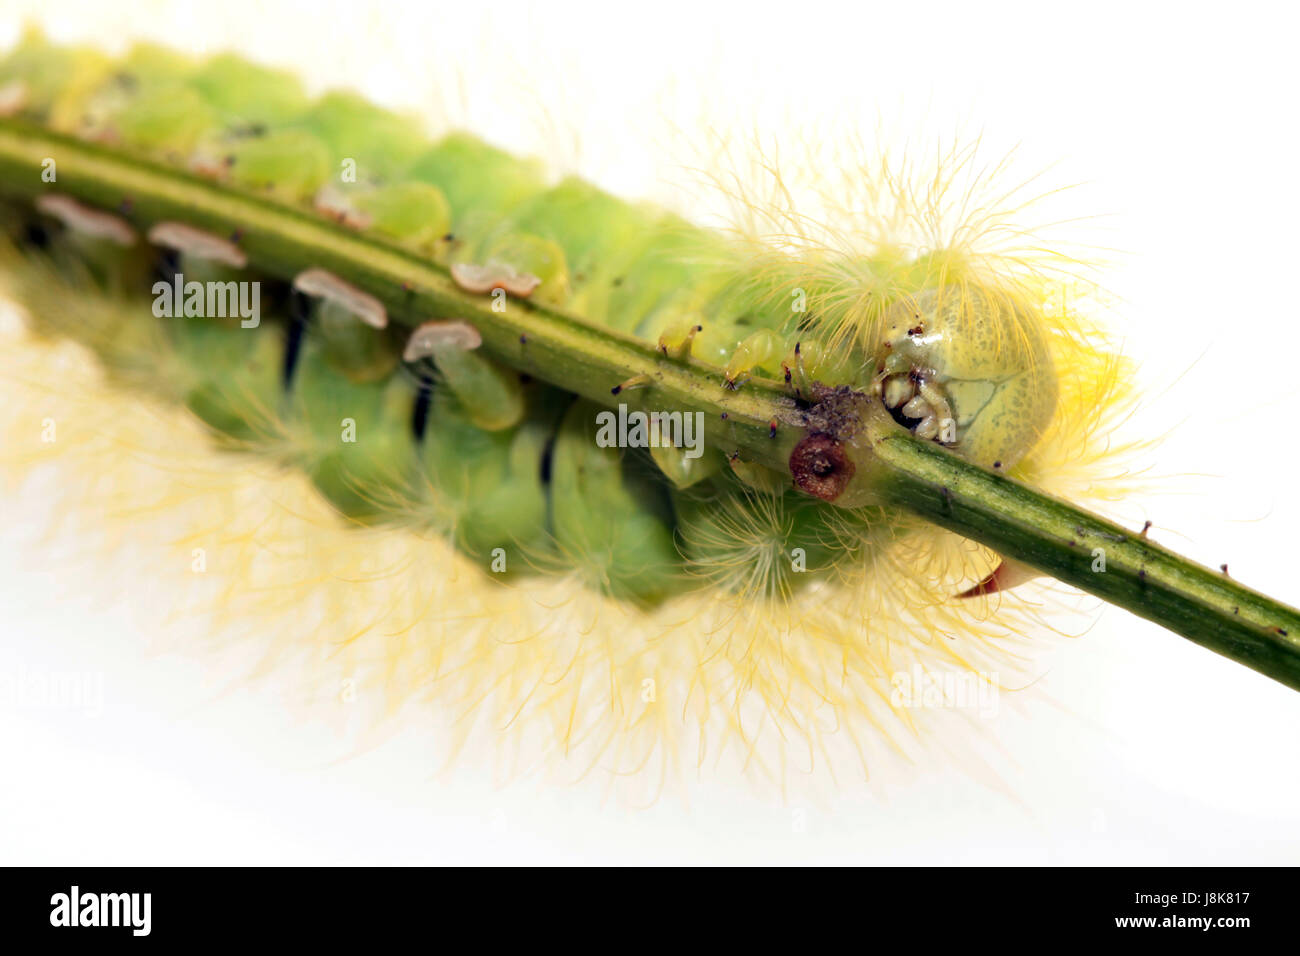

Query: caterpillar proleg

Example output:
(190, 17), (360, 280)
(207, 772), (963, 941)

(1, 10), (1298, 817)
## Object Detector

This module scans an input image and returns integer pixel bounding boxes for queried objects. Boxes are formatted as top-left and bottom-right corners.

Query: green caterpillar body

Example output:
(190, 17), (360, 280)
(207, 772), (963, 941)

(0, 31), (1059, 603)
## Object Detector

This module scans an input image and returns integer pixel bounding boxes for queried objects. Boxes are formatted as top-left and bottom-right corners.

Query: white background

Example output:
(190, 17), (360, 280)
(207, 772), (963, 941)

(1, 0), (1299, 864)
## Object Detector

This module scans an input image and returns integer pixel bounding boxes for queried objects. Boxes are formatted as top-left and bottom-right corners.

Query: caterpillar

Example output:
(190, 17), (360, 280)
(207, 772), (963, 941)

(0, 25), (1295, 794)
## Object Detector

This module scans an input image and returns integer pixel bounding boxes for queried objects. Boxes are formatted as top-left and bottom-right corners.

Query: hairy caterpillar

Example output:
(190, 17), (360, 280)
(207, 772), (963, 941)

(0, 24), (1294, 796)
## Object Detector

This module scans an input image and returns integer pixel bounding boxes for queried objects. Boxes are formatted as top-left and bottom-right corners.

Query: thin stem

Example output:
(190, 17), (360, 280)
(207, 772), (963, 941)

(3, 119), (1299, 691)
(865, 413), (1300, 690)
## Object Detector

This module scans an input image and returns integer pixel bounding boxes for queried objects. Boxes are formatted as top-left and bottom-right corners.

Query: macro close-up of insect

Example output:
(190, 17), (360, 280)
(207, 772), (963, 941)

(0, 0), (1298, 879)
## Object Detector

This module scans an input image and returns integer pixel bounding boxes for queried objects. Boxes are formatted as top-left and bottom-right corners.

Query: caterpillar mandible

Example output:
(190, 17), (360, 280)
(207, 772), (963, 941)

(0, 16), (1297, 812)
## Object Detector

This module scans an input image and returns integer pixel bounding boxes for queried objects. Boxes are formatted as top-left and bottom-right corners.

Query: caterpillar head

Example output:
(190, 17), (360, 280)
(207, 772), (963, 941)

(874, 284), (1058, 471)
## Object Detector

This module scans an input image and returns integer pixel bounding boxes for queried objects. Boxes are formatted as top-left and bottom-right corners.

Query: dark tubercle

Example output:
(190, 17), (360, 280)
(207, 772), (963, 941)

(789, 432), (855, 502)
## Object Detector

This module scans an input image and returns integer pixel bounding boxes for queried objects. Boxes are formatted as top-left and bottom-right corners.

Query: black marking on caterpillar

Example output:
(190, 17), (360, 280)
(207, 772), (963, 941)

(539, 431), (557, 485)
(23, 219), (50, 249)
(151, 246), (182, 287)
(411, 373), (434, 442)
(283, 290), (311, 389)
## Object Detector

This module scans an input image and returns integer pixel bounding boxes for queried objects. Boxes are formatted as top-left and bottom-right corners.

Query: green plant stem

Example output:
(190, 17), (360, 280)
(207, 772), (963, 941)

(863, 412), (1300, 691)
(2, 119), (1299, 691)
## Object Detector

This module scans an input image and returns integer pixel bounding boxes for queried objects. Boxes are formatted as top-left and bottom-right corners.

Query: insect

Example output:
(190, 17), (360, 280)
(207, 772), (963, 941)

(0, 27), (1293, 793)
